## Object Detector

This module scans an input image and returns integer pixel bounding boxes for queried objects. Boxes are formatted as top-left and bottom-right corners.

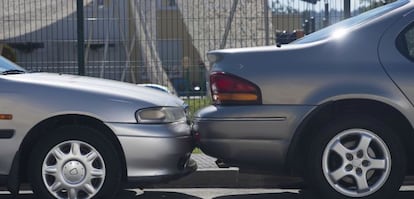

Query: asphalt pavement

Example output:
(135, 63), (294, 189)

(129, 187), (414, 199)
(157, 153), (303, 188)
(1, 153), (414, 199)
(1, 187), (414, 199)
(164, 153), (414, 188)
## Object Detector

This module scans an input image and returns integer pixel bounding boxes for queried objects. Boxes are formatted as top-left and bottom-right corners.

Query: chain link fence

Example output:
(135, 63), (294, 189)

(0, 0), (394, 110)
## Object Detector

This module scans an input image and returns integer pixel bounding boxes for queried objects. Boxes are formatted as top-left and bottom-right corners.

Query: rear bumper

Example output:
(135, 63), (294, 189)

(193, 105), (314, 173)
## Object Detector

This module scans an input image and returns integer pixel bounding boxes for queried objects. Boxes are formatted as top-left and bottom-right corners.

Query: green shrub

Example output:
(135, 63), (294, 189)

(184, 97), (212, 117)
(1, 44), (17, 62)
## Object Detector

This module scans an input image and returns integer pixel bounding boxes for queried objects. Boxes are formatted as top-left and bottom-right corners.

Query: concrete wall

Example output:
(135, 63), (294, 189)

(2, 0), (134, 81)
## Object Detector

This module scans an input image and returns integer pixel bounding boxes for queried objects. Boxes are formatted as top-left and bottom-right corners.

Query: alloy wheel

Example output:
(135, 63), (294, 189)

(322, 128), (391, 197)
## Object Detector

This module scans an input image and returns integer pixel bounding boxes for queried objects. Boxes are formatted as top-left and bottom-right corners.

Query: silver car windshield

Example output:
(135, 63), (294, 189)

(0, 56), (26, 74)
(293, 0), (409, 44)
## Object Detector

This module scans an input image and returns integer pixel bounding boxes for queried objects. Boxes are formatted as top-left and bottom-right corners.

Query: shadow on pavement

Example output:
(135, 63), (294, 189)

(120, 190), (202, 199)
(0, 190), (203, 199)
(214, 192), (304, 199)
(0, 190), (413, 199)
(213, 190), (414, 199)
(0, 193), (34, 199)
(212, 189), (316, 199)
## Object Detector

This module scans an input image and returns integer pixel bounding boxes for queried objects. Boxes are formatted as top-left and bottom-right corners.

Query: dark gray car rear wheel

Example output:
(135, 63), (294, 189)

(29, 125), (122, 199)
(305, 116), (406, 199)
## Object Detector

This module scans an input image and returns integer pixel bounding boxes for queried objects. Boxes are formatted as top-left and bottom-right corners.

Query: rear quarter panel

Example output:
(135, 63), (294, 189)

(209, 17), (409, 109)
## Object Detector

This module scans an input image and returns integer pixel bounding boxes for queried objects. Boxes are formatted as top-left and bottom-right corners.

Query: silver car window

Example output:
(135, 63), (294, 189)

(293, 0), (409, 44)
(396, 22), (414, 61)
(404, 28), (414, 57)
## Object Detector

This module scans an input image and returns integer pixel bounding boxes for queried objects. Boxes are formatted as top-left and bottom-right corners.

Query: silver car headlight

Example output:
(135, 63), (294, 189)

(136, 107), (187, 124)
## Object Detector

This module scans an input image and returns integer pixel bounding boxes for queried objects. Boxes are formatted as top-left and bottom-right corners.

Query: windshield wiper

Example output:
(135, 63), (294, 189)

(1, 69), (26, 75)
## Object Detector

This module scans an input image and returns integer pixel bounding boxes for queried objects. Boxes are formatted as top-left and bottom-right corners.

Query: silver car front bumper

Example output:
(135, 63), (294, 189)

(106, 122), (196, 184)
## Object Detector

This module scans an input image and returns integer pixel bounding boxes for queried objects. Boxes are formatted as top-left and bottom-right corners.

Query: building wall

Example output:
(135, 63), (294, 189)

(272, 14), (302, 32)
(156, 8), (203, 87)
(176, 0), (274, 67)
(3, 0), (138, 81)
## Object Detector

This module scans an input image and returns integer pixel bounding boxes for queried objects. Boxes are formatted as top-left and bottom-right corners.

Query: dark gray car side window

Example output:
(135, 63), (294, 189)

(397, 23), (414, 62)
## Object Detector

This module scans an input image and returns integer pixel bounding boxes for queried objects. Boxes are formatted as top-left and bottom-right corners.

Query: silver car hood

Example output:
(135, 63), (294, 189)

(4, 72), (184, 107)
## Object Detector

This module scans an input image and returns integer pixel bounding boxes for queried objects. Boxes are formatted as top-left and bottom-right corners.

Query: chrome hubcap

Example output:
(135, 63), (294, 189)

(42, 141), (106, 199)
(322, 129), (391, 197)
(63, 161), (86, 184)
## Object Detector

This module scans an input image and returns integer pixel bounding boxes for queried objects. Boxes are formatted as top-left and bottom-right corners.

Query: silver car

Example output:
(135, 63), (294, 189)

(194, 0), (414, 198)
(0, 57), (196, 199)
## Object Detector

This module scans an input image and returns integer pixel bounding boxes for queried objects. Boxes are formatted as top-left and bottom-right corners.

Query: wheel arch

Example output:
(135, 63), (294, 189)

(287, 99), (414, 176)
(17, 114), (128, 183)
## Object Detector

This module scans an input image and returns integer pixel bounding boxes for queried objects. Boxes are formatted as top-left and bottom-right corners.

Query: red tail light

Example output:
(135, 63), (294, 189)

(210, 72), (262, 105)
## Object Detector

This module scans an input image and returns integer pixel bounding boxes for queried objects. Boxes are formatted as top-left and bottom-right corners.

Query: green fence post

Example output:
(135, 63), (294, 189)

(344, 0), (351, 19)
(77, 0), (85, 76)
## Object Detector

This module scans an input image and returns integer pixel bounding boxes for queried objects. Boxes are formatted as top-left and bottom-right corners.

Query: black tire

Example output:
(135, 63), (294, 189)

(28, 125), (122, 199)
(305, 115), (406, 199)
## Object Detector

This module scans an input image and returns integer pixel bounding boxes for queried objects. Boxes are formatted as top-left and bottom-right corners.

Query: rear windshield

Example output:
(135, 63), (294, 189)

(293, 0), (409, 44)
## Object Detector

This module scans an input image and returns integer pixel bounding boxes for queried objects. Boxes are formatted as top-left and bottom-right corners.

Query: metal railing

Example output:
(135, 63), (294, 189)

(0, 0), (392, 110)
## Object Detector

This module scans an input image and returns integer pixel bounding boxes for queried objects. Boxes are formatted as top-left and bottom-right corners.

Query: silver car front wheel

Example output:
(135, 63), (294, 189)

(42, 141), (106, 199)
(29, 125), (122, 199)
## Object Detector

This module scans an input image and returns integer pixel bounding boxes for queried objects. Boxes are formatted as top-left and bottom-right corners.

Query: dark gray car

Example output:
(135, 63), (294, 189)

(194, 0), (414, 198)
